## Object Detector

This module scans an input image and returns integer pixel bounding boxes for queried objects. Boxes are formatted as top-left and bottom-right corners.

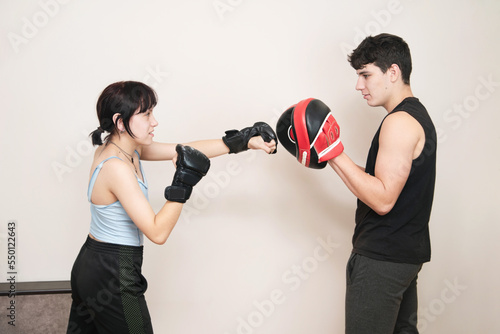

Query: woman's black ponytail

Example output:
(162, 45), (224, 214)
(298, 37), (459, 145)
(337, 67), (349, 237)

(90, 126), (105, 146)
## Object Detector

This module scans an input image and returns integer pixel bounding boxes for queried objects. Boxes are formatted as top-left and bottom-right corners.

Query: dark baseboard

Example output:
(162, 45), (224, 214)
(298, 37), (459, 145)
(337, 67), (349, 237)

(0, 280), (71, 296)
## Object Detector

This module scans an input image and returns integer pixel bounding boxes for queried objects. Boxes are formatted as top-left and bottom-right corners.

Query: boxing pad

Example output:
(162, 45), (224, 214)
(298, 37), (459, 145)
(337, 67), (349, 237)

(276, 98), (343, 169)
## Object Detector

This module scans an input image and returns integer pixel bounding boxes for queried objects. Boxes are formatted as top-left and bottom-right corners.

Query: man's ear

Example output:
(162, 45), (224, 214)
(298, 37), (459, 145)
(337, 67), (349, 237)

(113, 113), (124, 133)
(388, 64), (401, 83)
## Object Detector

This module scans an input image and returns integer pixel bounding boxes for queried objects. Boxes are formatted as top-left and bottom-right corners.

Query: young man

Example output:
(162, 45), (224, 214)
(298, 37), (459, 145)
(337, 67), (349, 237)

(329, 34), (437, 333)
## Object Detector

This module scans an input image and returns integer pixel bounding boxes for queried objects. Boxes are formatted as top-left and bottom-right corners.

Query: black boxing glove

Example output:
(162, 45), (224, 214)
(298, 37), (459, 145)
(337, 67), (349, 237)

(222, 122), (278, 154)
(164, 144), (211, 203)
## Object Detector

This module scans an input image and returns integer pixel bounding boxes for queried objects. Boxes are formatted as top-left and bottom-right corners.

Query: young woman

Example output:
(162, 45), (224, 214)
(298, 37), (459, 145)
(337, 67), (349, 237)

(66, 81), (277, 333)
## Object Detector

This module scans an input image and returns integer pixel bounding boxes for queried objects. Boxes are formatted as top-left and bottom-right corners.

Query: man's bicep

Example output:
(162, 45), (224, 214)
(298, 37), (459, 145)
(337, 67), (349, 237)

(374, 114), (419, 200)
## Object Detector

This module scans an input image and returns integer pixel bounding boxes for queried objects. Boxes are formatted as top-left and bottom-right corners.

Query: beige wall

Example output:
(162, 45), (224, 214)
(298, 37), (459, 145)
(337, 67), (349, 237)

(1, 0), (499, 333)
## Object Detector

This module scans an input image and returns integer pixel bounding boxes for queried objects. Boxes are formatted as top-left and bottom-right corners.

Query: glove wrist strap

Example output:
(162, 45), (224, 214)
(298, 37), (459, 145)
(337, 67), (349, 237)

(222, 130), (247, 154)
(164, 185), (192, 203)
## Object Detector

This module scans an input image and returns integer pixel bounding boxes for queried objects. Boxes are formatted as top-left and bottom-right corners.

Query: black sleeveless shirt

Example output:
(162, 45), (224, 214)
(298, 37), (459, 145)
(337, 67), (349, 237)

(353, 97), (437, 264)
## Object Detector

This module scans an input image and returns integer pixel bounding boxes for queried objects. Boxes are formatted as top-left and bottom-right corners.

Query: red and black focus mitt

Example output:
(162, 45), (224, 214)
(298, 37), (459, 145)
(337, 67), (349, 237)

(276, 98), (343, 169)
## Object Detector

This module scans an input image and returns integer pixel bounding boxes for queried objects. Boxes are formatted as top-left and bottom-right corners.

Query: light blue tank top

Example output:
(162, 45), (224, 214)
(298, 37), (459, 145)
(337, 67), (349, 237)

(88, 152), (148, 246)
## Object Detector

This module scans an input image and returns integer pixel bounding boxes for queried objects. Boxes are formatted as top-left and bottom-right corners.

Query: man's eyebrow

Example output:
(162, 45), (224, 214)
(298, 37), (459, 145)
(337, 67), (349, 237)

(357, 70), (369, 76)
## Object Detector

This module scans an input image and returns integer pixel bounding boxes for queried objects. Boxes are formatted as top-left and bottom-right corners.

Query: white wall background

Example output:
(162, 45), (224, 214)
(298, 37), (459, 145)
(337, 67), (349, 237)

(1, 0), (499, 333)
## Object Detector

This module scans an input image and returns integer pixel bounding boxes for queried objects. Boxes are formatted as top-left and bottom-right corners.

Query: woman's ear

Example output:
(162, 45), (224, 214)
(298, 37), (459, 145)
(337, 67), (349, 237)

(112, 113), (125, 133)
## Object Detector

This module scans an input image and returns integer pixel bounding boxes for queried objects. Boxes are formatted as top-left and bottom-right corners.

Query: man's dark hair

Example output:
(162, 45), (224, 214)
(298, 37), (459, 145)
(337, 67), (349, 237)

(348, 33), (412, 85)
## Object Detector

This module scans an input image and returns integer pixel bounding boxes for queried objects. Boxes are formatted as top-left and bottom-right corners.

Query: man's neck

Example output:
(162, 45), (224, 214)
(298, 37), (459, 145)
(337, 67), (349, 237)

(384, 85), (413, 113)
